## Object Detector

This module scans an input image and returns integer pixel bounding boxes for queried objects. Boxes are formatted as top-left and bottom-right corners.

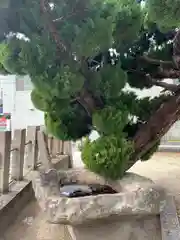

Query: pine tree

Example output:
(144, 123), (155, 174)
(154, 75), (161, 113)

(1, 0), (180, 179)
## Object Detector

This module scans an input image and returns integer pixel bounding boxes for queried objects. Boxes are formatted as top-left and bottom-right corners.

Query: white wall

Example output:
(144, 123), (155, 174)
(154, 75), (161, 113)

(0, 75), (44, 130)
(11, 91), (44, 130)
(0, 75), (16, 113)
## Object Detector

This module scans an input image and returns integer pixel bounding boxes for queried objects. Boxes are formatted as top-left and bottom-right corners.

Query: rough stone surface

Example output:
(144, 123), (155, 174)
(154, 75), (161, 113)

(160, 194), (180, 240)
(68, 216), (162, 240)
(32, 168), (166, 226)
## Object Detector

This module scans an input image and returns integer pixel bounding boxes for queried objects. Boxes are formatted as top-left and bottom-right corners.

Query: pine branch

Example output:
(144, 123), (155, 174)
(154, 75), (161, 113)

(139, 55), (174, 68)
(153, 67), (180, 79)
(153, 81), (179, 92)
(53, 7), (88, 23)
(40, 0), (67, 52)
(146, 74), (179, 92)
(127, 68), (180, 91)
(127, 64), (180, 81)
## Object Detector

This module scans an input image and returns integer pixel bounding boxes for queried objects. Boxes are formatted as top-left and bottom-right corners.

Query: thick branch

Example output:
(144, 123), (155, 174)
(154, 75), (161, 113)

(173, 29), (180, 68)
(136, 52), (180, 79)
(138, 55), (180, 79)
(139, 55), (174, 68)
(53, 8), (88, 23)
(40, 0), (67, 52)
(127, 90), (180, 169)
(153, 81), (179, 92)
(128, 69), (180, 91)
(146, 74), (179, 92)
(75, 88), (102, 116)
(153, 67), (180, 79)
(127, 59), (180, 84)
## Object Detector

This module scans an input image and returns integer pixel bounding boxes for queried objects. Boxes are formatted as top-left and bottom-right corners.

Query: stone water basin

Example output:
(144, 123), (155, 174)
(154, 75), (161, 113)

(32, 168), (166, 226)
(59, 183), (117, 198)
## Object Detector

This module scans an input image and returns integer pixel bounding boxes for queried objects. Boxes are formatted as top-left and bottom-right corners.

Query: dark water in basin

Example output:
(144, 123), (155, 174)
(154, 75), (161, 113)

(60, 184), (117, 198)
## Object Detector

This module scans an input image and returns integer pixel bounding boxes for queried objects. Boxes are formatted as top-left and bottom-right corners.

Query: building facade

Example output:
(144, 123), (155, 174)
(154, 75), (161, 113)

(0, 75), (44, 130)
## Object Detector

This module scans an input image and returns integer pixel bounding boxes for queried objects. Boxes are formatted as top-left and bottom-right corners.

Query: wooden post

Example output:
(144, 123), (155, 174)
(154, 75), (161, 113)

(25, 126), (38, 170)
(52, 137), (56, 157)
(61, 141), (65, 154)
(0, 131), (11, 193)
(11, 129), (26, 181)
(38, 131), (52, 170)
(48, 136), (53, 155)
(63, 141), (69, 155)
(63, 141), (73, 168)
(52, 138), (61, 157)
(56, 139), (61, 154)
(68, 141), (73, 168)
(59, 141), (64, 154)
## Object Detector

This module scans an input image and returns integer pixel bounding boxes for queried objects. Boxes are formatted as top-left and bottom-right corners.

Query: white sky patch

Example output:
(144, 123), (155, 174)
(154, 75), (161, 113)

(123, 79), (175, 99)
(7, 32), (30, 42)
(16, 33), (29, 42)
(140, 0), (146, 9)
(49, 2), (55, 10)
(123, 83), (162, 99)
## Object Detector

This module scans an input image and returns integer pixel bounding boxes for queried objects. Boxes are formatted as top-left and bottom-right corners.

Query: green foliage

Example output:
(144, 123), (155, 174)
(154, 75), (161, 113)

(0, 38), (27, 75)
(0, 62), (9, 75)
(72, 16), (114, 57)
(31, 89), (48, 112)
(45, 103), (92, 141)
(82, 135), (133, 180)
(147, 0), (180, 29)
(93, 106), (129, 135)
(99, 63), (127, 98)
(113, 0), (143, 47)
(0, 0), (178, 180)
(31, 66), (85, 99)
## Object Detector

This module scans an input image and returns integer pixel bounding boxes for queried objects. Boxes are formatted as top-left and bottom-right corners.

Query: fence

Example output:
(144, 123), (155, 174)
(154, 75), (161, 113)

(0, 126), (72, 193)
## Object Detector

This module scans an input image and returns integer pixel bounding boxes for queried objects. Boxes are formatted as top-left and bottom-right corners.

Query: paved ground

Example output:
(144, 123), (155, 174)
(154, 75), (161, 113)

(0, 200), (72, 240)
(130, 152), (180, 216)
(2, 152), (180, 240)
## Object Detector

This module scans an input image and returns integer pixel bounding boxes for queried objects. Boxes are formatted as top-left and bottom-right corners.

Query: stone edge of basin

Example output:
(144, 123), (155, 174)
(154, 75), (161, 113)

(32, 168), (167, 225)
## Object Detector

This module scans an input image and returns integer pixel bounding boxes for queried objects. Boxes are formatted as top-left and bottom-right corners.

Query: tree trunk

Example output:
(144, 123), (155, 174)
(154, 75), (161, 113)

(77, 88), (98, 116)
(77, 87), (104, 116)
(127, 90), (180, 169)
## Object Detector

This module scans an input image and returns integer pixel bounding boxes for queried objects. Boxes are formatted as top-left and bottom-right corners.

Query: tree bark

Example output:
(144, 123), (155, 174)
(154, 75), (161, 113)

(173, 29), (180, 68)
(76, 88), (101, 116)
(127, 90), (180, 169)
(40, 0), (67, 52)
(139, 55), (174, 68)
